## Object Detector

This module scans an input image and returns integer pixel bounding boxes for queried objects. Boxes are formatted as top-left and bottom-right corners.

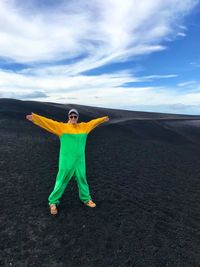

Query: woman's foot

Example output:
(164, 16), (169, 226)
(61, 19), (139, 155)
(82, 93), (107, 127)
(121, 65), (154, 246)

(49, 204), (58, 215)
(84, 200), (96, 208)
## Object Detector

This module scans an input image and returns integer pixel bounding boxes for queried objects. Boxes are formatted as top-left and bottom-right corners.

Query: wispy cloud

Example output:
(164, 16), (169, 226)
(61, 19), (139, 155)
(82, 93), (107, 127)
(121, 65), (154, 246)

(140, 74), (178, 81)
(176, 32), (187, 37)
(0, 0), (196, 65)
(0, 90), (48, 99)
(123, 103), (200, 115)
(190, 62), (200, 68)
(178, 81), (197, 87)
(0, 0), (199, 114)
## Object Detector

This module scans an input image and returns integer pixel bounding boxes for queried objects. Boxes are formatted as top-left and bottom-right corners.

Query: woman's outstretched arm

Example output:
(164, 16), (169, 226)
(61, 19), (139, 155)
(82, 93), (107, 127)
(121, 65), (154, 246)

(86, 116), (109, 133)
(26, 112), (63, 136)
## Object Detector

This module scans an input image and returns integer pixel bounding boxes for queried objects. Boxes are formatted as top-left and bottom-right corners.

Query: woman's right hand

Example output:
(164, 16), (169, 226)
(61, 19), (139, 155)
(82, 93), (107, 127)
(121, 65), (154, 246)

(26, 114), (33, 121)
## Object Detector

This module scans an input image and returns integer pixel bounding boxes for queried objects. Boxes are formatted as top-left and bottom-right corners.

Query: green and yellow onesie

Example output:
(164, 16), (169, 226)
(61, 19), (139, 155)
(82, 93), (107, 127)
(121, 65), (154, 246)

(31, 113), (108, 205)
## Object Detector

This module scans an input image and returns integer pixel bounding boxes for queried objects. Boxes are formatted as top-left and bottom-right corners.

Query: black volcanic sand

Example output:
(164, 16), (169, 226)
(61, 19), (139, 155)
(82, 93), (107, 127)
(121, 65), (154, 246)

(1, 98), (200, 267)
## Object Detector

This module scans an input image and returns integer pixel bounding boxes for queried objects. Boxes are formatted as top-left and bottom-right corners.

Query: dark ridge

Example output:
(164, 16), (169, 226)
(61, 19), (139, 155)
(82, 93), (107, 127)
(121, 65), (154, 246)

(1, 98), (200, 144)
(1, 97), (200, 122)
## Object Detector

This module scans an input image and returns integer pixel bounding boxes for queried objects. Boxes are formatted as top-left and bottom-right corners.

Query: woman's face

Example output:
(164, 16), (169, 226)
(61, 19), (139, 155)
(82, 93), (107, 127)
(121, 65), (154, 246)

(68, 113), (78, 124)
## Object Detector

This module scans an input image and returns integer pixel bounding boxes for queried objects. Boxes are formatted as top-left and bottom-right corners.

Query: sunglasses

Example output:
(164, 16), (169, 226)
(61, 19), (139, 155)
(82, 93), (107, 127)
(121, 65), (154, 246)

(69, 115), (78, 119)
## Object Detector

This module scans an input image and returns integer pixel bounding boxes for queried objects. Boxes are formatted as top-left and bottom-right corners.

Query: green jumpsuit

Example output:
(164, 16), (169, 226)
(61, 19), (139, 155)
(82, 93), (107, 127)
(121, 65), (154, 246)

(31, 113), (108, 205)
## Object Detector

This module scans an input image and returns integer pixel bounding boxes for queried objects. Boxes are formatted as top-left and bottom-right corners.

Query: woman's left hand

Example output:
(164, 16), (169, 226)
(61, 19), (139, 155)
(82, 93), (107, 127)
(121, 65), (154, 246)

(105, 116), (109, 122)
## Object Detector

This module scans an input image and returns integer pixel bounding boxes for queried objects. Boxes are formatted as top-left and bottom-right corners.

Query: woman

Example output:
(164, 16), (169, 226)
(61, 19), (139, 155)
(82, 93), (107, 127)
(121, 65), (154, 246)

(26, 108), (109, 215)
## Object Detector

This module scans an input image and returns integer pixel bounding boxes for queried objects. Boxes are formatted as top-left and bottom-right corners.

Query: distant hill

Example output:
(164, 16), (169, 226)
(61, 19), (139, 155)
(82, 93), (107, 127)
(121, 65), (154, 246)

(1, 98), (200, 144)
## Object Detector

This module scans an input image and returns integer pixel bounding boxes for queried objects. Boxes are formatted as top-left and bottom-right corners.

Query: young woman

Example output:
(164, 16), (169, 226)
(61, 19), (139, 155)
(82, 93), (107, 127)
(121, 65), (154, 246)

(26, 109), (109, 215)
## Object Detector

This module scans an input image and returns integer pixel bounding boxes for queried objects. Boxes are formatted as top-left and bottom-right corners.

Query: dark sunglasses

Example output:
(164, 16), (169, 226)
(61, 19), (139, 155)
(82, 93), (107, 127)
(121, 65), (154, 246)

(69, 115), (78, 119)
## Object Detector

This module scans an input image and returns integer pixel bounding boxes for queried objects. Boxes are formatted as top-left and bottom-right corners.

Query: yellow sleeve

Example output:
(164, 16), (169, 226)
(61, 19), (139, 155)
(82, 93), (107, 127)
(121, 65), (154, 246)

(86, 116), (108, 133)
(31, 113), (63, 136)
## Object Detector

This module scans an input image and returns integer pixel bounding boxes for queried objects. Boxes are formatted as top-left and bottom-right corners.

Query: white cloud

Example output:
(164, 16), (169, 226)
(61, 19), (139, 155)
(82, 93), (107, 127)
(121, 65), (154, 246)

(122, 103), (200, 115)
(177, 32), (186, 37)
(0, 0), (197, 65)
(0, 90), (48, 99)
(178, 81), (197, 87)
(0, 0), (198, 114)
(1, 65), (200, 114)
(141, 74), (178, 81)
(190, 62), (200, 68)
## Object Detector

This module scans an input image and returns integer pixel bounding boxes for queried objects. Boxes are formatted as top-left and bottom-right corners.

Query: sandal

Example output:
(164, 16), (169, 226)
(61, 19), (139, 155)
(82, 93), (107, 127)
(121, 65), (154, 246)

(84, 200), (96, 208)
(49, 204), (58, 215)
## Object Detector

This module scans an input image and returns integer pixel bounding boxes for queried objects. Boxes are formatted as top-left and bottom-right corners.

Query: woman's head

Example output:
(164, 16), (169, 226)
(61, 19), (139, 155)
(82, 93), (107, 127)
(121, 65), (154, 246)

(68, 109), (79, 124)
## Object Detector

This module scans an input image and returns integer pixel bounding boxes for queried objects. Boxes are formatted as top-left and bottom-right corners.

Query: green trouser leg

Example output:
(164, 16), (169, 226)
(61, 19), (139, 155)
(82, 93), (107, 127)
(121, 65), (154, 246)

(48, 166), (75, 205)
(74, 158), (91, 203)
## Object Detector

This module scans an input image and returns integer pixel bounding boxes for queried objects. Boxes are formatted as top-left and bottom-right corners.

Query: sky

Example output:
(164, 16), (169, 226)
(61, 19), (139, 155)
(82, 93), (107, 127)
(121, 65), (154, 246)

(0, 0), (200, 114)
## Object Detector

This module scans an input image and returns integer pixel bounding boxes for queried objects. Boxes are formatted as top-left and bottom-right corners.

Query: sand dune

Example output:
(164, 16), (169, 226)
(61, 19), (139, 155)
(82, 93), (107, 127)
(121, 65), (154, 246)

(1, 98), (200, 266)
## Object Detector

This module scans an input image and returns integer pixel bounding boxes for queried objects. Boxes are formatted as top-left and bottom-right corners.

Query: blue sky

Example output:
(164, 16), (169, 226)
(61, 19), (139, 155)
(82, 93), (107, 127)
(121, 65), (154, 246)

(0, 0), (200, 114)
